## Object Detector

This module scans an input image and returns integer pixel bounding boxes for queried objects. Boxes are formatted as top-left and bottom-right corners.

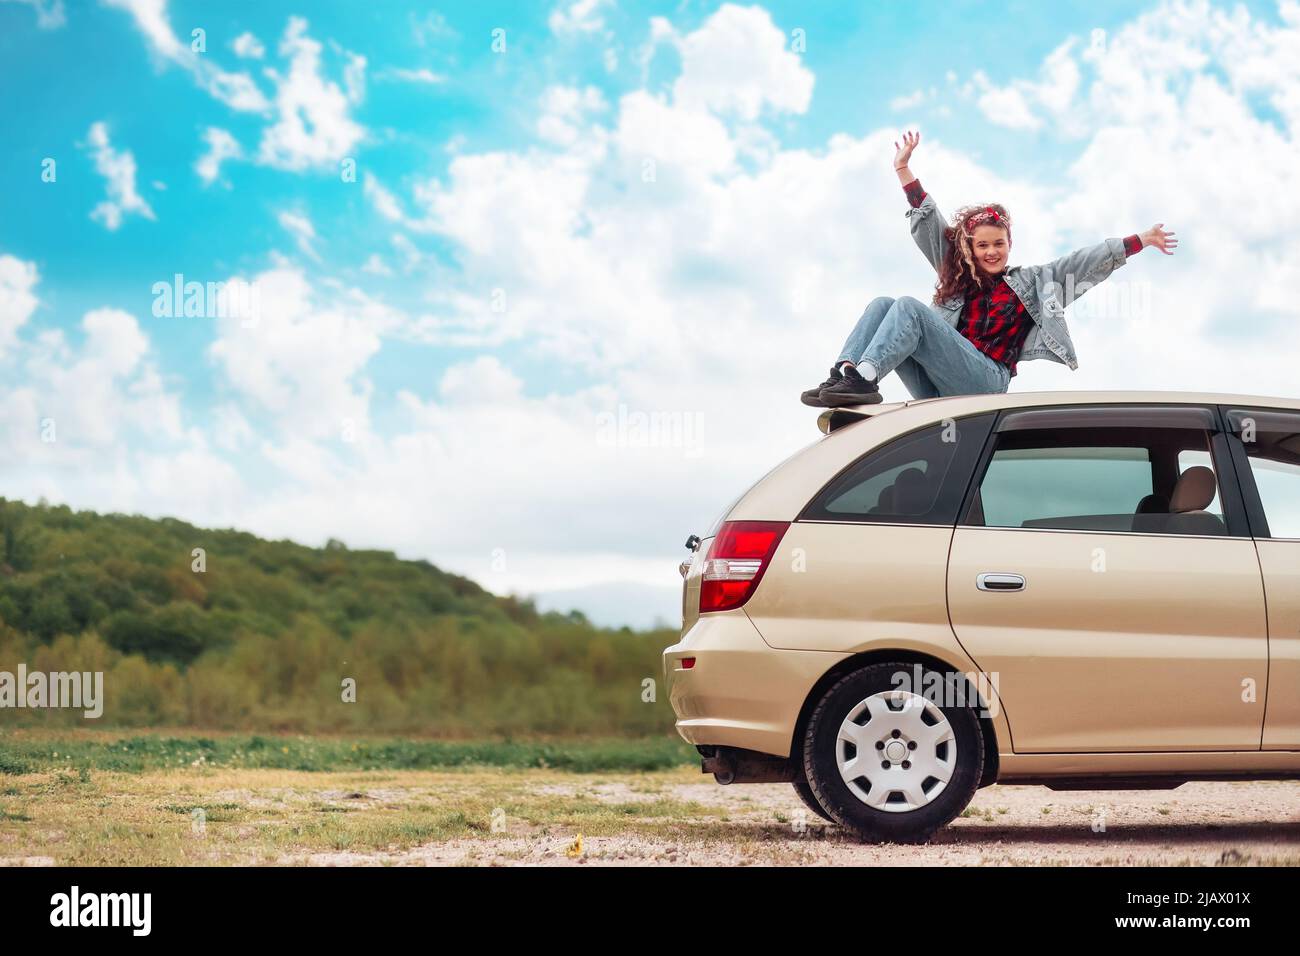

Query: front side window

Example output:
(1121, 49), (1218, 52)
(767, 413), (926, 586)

(801, 414), (994, 525)
(979, 445), (1153, 531)
(969, 422), (1227, 535)
(1228, 408), (1300, 538)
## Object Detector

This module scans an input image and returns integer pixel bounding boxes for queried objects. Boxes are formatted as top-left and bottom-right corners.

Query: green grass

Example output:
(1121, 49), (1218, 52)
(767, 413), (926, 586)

(0, 730), (698, 775)
(0, 761), (732, 865)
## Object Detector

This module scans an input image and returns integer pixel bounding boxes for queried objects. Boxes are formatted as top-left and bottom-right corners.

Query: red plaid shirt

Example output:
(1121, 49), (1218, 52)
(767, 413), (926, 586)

(903, 179), (1143, 376)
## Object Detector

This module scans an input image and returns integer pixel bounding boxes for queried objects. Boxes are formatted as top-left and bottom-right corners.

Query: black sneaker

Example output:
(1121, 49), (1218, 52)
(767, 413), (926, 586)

(800, 365), (843, 407)
(820, 364), (882, 406)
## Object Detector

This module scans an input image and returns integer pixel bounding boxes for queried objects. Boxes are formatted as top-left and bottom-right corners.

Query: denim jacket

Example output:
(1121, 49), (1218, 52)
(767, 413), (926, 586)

(906, 191), (1131, 370)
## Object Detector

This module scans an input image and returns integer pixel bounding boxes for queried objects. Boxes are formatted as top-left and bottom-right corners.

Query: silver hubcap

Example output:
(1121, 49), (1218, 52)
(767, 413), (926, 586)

(835, 690), (956, 813)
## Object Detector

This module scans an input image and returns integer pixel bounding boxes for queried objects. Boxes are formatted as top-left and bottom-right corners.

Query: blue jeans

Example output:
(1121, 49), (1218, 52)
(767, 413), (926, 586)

(836, 296), (1011, 399)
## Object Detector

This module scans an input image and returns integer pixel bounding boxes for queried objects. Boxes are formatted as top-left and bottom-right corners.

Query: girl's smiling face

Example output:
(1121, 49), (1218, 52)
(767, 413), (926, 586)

(971, 224), (1010, 274)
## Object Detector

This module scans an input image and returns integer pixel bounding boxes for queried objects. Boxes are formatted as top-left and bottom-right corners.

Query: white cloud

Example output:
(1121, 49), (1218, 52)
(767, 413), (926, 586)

(105, 0), (271, 112)
(410, 145), (609, 294)
(232, 31), (264, 59)
(109, 5), (367, 170)
(612, 89), (733, 176)
(84, 121), (156, 230)
(0, 0), (64, 29)
(889, 88), (928, 111)
(0, 256), (250, 528)
(966, 40), (1080, 131)
(959, 1), (1300, 139)
(665, 3), (814, 120)
(973, 73), (1044, 130)
(104, 0), (183, 57)
(361, 254), (393, 277)
(195, 127), (242, 185)
(177, 350), (726, 599)
(377, 67), (446, 85)
(342, 51), (366, 104)
(363, 173), (406, 222)
(438, 354), (522, 403)
(0, 254), (40, 357)
(207, 267), (382, 440)
(9, 303), (181, 454)
(256, 17), (366, 170)
(276, 210), (319, 261)
(410, 9), (458, 46)
(390, 233), (424, 271)
(83, 306), (149, 376)
(211, 403), (255, 451)
(549, 0), (612, 36)
(537, 84), (608, 145)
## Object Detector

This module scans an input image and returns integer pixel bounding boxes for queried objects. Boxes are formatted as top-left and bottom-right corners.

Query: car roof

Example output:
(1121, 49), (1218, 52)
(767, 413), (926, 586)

(742, 390), (1300, 523)
(818, 390), (1300, 435)
(843, 389), (1300, 416)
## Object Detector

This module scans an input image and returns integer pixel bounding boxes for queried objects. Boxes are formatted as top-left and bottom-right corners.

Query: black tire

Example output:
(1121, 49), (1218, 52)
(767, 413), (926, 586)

(803, 661), (983, 843)
(791, 771), (835, 823)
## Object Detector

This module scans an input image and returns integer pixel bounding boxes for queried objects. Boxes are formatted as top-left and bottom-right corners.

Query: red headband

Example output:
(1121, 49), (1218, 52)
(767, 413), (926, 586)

(964, 206), (1010, 235)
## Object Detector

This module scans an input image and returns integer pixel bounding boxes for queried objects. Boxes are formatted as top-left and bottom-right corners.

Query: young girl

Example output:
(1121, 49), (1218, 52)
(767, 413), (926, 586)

(803, 130), (1178, 407)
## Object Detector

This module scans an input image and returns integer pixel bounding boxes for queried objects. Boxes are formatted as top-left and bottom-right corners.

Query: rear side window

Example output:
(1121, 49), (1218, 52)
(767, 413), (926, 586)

(800, 414), (994, 525)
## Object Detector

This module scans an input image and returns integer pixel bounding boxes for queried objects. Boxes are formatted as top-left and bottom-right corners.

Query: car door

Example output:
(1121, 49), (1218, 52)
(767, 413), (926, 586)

(946, 404), (1268, 753)
(1222, 405), (1300, 750)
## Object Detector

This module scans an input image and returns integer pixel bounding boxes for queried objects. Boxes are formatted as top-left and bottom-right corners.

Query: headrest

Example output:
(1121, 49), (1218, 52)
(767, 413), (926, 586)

(893, 466), (929, 514)
(1170, 466), (1216, 513)
(1135, 493), (1169, 514)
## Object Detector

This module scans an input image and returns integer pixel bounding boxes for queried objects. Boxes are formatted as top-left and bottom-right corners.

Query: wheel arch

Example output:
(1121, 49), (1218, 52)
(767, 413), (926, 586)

(791, 649), (1001, 789)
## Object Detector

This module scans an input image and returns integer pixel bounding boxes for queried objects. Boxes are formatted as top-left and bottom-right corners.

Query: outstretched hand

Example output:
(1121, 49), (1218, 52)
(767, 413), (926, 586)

(1141, 223), (1178, 255)
(893, 130), (920, 169)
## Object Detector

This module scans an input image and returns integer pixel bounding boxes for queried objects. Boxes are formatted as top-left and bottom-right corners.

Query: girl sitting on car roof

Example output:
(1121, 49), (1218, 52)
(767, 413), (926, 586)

(803, 130), (1178, 408)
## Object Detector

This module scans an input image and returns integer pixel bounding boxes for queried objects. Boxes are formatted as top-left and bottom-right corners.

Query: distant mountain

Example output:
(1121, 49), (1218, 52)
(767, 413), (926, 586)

(533, 581), (682, 632)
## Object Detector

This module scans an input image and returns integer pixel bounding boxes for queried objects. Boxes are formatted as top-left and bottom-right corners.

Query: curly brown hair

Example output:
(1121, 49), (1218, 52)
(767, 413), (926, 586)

(932, 202), (1013, 305)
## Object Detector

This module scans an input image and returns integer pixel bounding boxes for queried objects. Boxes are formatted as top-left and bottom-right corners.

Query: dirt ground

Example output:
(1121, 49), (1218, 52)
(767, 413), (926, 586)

(0, 767), (1296, 866)
(282, 777), (1300, 867)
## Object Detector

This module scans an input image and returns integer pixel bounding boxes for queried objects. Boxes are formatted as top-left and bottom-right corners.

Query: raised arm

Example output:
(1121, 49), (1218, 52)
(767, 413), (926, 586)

(1040, 224), (1176, 308)
(894, 130), (920, 189)
(893, 130), (950, 273)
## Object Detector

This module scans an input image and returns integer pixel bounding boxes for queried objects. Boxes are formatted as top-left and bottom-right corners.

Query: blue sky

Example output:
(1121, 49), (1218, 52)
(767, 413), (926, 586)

(2, 0), (1299, 627)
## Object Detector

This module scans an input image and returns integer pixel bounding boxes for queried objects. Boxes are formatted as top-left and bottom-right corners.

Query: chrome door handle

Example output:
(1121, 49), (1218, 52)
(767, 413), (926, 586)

(977, 572), (1025, 592)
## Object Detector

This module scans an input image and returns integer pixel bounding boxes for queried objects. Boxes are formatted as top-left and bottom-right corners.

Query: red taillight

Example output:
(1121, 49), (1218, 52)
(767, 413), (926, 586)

(680, 657), (695, 670)
(699, 520), (789, 613)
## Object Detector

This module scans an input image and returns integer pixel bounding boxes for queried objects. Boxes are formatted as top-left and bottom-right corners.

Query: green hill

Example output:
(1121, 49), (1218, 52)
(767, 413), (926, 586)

(0, 498), (677, 735)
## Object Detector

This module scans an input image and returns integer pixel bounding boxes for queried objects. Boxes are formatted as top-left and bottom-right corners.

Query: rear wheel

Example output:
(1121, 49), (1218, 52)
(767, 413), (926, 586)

(803, 662), (983, 843)
(791, 771), (834, 823)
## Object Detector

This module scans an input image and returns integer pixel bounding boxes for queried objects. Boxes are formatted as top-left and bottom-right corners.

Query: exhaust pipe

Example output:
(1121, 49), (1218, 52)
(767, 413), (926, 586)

(698, 746), (795, 785)
(700, 749), (737, 784)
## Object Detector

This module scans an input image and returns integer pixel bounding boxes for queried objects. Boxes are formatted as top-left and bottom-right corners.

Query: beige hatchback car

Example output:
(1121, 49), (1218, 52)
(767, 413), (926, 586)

(664, 391), (1300, 843)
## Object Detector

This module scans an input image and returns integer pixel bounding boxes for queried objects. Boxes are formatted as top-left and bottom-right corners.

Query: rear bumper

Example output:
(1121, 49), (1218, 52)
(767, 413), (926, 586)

(662, 610), (849, 758)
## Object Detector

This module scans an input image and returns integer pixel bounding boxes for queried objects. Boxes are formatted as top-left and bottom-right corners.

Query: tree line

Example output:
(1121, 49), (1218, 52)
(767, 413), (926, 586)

(0, 499), (678, 735)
